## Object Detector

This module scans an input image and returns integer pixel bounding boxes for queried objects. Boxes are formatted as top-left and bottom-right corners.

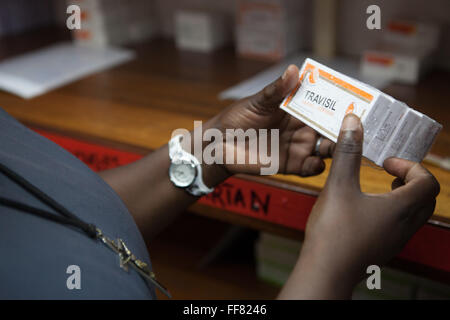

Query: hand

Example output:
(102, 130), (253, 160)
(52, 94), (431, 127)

(208, 65), (334, 176)
(279, 114), (440, 299)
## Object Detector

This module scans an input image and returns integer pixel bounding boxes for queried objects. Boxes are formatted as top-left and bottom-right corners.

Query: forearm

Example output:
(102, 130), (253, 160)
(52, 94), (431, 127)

(99, 122), (229, 239)
(278, 241), (357, 300)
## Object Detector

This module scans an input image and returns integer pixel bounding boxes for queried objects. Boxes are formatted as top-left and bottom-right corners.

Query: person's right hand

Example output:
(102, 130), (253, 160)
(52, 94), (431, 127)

(279, 113), (440, 299)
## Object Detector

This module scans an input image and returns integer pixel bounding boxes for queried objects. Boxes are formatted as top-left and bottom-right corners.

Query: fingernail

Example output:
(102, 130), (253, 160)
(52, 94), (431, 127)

(282, 65), (293, 80)
(282, 67), (289, 80)
(341, 114), (360, 131)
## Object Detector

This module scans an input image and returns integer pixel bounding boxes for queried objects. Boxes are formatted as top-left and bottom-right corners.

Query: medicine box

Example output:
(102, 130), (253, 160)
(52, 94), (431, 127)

(361, 20), (439, 84)
(361, 45), (433, 85)
(174, 10), (231, 52)
(235, 0), (306, 60)
(70, 0), (159, 47)
(281, 58), (442, 166)
(383, 20), (440, 52)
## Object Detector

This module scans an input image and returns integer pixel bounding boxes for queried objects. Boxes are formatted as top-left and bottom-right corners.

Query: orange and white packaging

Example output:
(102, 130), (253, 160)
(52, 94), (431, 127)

(280, 58), (385, 144)
(383, 20), (440, 52)
(280, 58), (442, 166)
(360, 20), (439, 85)
(361, 45), (433, 85)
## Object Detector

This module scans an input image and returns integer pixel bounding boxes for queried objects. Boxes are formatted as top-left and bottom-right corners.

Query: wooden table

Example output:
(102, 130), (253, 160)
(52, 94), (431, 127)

(1, 30), (449, 282)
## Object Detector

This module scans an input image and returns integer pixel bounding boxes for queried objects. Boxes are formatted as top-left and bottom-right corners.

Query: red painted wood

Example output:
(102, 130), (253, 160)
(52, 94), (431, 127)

(198, 177), (315, 231)
(34, 129), (143, 171)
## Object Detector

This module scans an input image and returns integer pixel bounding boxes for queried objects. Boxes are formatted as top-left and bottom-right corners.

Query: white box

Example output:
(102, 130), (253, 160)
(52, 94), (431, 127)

(361, 45), (433, 85)
(281, 58), (442, 166)
(384, 20), (440, 53)
(360, 20), (439, 85)
(281, 58), (384, 142)
(399, 113), (442, 163)
(364, 100), (408, 165)
(236, 0), (305, 60)
(70, 0), (159, 47)
(175, 10), (231, 52)
(378, 108), (422, 164)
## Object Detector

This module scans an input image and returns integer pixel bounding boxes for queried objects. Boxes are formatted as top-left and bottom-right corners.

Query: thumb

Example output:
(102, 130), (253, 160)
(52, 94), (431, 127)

(249, 64), (299, 114)
(325, 114), (363, 192)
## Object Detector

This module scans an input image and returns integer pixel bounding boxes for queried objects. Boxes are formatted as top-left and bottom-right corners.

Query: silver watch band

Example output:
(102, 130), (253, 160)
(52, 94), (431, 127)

(169, 135), (214, 197)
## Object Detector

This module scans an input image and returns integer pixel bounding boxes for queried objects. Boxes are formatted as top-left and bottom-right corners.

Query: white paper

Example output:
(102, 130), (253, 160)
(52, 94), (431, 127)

(0, 42), (135, 99)
(219, 53), (391, 101)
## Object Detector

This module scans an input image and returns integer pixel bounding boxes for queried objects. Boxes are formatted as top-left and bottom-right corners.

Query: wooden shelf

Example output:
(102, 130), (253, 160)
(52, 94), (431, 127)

(1, 31), (450, 283)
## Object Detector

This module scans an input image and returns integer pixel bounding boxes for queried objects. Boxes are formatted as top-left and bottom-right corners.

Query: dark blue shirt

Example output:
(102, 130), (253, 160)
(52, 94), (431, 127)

(0, 107), (155, 299)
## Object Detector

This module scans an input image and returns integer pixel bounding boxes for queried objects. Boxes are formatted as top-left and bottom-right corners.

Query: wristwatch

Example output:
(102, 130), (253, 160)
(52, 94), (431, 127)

(168, 134), (214, 197)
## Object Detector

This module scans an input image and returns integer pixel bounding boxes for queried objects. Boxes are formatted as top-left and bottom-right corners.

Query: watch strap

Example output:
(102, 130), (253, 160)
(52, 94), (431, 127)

(168, 135), (184, 160)
(168, 135), (214, 197)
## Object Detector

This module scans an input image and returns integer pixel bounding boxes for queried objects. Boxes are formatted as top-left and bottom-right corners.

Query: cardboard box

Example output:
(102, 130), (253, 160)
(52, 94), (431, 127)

(281, 58), (442, 166)
(361, 45), (433, 85)
(70, 0), (159, 47)
(361, 20), (439, 84)
(235, 0), (305, 60)
(175, 10), (231, 52)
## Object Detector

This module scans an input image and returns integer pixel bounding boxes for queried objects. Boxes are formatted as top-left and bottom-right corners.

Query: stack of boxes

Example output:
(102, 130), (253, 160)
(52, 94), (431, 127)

(174, 10), (231, 52)
(280, 58), (442, 166)
(69, 0), (159, 47)
(361, 20), (440, 84)
(235, 0), (307, 60)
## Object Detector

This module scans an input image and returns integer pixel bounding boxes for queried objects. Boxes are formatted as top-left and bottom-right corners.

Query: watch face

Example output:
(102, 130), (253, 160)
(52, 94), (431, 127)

(169, 161), (196, 188)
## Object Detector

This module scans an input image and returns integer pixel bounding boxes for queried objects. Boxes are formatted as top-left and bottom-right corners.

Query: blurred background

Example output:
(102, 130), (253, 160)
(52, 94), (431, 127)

(0, 0), (450, 299)
(2, 0), (450, 65)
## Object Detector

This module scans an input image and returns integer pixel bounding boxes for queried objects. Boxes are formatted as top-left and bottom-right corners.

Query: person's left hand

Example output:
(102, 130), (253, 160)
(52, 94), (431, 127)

(208, 65), (334, 176)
